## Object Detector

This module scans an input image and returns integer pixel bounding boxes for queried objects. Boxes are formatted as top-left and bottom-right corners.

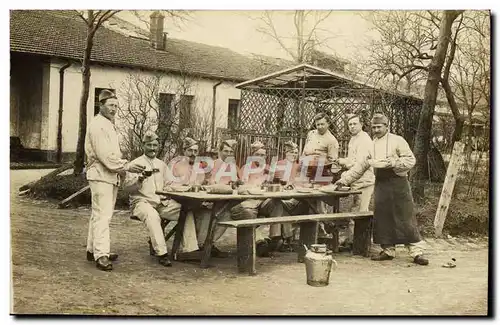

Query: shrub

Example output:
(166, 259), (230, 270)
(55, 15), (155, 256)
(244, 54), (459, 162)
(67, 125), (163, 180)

(29, 174), (130, 209)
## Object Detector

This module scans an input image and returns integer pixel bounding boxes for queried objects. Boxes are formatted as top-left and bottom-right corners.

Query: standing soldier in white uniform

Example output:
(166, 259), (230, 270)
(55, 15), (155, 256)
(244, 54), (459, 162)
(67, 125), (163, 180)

(301, 113), (341, 239)
(85, 89), (146, 271)
(335, 113), (428, 265)
(336, 115), (375, 250)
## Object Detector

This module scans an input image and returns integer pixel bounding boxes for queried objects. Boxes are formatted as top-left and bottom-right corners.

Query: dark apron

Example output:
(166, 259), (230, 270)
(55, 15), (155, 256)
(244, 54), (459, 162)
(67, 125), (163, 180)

(373, 168), (421, 245)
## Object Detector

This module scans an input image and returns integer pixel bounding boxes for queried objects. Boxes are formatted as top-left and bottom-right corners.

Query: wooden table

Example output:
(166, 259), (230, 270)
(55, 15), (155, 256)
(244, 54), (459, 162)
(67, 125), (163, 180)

(155, 188), (361, 268)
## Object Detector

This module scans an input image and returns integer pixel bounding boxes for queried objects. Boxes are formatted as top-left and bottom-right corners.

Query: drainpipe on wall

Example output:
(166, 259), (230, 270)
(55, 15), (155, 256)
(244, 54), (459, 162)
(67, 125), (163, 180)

(57, 61), (72, 163)
(210, 81), (223, 147)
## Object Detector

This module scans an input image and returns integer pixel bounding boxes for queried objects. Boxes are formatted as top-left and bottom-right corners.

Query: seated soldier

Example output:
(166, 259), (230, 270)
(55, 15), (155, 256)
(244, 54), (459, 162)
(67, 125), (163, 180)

(195, 139), (240, 256)
(271, 141), (303, 248)
(231, 141), (284, 257)
(206, 139), (239, 186)
(205, 146), (219, 162)
(122, 132), (199, 267)
(168, 137), (229, 258)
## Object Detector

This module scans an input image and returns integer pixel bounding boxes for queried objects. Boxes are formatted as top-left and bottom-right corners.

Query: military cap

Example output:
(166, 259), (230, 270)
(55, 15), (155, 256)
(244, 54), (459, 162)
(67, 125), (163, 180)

(142, 131), (159, 143)
(98, 89), (117, 103)
(182, 137), (198, 149)
(371, 113), (389, 125)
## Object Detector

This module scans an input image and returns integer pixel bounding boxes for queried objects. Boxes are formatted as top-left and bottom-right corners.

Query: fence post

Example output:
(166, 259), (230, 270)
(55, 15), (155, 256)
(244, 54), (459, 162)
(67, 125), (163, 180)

(433, 141), (465, 237)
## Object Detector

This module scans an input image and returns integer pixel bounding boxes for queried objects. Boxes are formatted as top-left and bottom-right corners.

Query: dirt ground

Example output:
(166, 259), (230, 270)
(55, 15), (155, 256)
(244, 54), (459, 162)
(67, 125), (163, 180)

(10, 170), (490, 316)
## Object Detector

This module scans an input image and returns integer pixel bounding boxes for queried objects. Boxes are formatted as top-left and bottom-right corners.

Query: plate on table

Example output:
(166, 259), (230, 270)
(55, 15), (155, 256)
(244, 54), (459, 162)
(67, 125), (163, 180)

(296, 188), (313, 193)
(237, 187), (264, 195)
(169, 185), (192, 192)
(205, 184), (234, 195)
(319, 184), (338, 193)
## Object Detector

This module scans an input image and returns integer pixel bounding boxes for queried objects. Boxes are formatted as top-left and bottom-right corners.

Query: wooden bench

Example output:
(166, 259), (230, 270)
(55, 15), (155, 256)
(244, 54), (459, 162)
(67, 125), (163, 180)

(218, 211), (373, 275)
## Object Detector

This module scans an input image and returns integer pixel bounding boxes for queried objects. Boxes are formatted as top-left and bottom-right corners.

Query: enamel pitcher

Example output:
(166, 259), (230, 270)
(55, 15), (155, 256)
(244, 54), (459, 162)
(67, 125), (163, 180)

(304, 244), (337, 287)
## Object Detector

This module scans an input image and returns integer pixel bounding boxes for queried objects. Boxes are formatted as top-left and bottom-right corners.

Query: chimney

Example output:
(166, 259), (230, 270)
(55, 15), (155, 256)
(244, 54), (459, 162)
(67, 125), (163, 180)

(150, 11), (165, 50)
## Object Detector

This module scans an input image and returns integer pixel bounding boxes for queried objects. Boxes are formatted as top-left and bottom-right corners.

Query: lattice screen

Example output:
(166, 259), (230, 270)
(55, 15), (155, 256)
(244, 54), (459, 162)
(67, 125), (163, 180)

(219, 84), (422, 166)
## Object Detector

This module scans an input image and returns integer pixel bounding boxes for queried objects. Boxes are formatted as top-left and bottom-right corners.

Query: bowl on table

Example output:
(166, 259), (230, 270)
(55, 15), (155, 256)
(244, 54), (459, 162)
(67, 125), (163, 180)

(370, 159), (391, 169)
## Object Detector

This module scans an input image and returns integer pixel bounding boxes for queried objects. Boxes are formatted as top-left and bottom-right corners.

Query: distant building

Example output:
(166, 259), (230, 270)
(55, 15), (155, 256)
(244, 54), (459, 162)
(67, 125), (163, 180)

(9, 10), (351, 162)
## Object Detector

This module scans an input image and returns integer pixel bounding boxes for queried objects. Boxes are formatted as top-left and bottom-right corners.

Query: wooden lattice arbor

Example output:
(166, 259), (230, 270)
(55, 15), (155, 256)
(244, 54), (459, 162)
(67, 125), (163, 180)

(217, 64), (423, 166)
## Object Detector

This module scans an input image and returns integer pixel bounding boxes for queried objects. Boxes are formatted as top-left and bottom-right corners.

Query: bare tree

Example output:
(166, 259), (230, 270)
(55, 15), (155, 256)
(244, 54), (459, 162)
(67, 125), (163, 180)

(115, 71), (219, 162)
(131, 10), (192, 31)
(356, 11), (472, 142)
(357, 11), (438, 93)
(72, 10), (191, 175)
(412, 10), (464, 201)
(115, 73), (163, 160)
(73, 10), (120, 175)
(256, 10), (335, 64)
(449, 11), (490, 153)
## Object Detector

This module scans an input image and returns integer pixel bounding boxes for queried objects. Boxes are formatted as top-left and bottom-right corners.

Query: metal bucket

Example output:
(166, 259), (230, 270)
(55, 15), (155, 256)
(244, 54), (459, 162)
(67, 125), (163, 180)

(304, 244), (337, 287)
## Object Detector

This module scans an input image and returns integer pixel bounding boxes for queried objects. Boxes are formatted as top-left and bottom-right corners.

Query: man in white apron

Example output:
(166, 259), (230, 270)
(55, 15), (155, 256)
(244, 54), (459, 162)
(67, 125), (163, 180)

(85, 89), (146, 271)
(335, 113), (428, 265)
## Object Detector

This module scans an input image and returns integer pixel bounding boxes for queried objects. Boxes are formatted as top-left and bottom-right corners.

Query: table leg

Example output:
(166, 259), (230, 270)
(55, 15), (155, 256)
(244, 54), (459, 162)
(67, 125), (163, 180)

(353, 217), (372, 257)
(200, 202), (222, 268)
(237, 226), (256, 275)
(170, 202), (188, 261)
(330, 196), (340, 252)
(332, 196), (340, 213)
(298, 221), (318, 263)
(304, 199), (320, 214)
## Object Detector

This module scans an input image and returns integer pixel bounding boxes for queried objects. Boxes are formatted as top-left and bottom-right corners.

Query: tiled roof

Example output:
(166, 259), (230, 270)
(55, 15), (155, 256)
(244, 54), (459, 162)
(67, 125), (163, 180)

(10, 10), (268, 82)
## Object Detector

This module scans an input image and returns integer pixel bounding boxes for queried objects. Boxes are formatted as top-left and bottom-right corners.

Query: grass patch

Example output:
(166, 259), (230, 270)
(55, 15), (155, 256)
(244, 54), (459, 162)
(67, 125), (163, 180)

(415, 182), (489, 237)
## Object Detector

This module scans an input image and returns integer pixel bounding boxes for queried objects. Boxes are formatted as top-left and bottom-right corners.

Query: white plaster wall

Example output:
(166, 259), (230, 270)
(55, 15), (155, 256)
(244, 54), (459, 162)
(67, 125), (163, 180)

(51, 59), (241, 153)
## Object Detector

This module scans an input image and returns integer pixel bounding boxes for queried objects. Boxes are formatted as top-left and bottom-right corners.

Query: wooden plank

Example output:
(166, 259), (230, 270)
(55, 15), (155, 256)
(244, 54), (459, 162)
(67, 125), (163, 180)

(156, 189), (359, 202)
(237, 227), (256, 275)
(353, 218), (373, 257)
(298, 221), (318, 263)
(218, 211), (373, 228)
(58, 185), (90, 208)
(434, 141), (465, 237)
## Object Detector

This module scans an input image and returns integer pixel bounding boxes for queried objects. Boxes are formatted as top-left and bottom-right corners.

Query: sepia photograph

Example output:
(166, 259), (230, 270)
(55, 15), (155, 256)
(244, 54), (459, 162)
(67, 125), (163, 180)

(7, 5), (492, 317)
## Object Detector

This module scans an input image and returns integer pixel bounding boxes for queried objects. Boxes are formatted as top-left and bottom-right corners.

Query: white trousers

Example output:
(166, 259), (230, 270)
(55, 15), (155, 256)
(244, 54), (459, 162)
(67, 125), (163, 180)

(381, 242), (425, 258)
(132, 200), (199, 256)
(87, 181), (118, 260)
(230, 199), (283, 243)
(194, 204), (232, 246)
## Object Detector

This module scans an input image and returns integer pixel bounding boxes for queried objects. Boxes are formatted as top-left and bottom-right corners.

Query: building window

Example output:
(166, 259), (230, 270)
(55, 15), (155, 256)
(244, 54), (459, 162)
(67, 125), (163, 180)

(179, 94), (194, 129)
(227, 99), (240, 130)
(94, 88), (116, 115)
(158, 93), (174, 123)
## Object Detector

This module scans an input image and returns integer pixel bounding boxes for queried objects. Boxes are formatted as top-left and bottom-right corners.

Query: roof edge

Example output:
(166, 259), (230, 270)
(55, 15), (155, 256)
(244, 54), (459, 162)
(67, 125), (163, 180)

(236, 63), (424, 102)
(10, 49), (246, 83)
